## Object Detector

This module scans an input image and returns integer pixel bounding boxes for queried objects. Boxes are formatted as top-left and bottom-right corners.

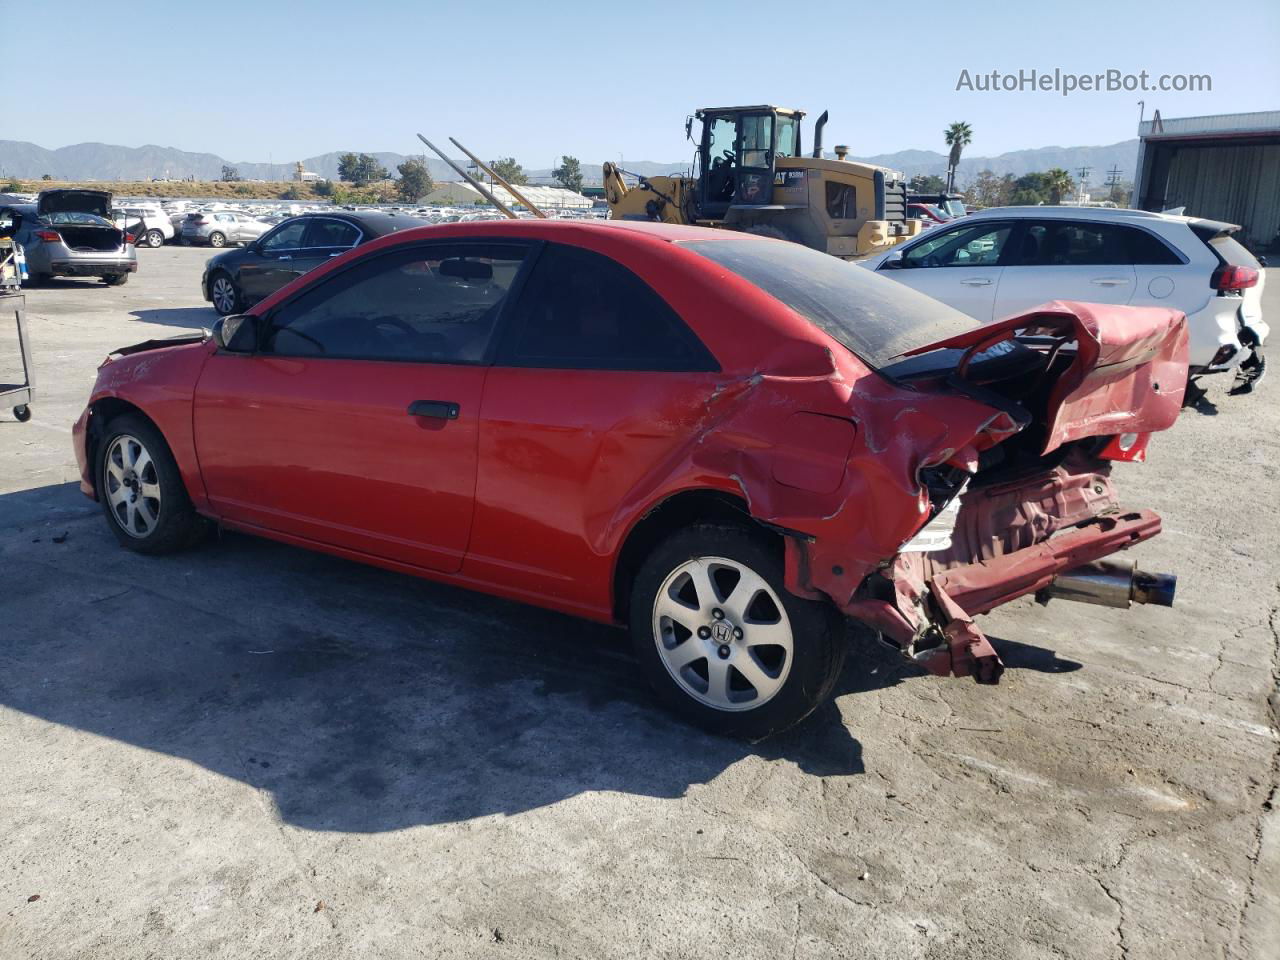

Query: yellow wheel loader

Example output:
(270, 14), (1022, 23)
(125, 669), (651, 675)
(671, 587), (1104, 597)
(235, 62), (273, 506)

(603, 106), (923, 260)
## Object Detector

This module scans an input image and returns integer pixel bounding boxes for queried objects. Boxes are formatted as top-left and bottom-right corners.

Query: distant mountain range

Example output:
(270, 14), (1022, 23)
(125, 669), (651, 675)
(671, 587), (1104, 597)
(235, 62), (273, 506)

(0, 139), (1140, 186)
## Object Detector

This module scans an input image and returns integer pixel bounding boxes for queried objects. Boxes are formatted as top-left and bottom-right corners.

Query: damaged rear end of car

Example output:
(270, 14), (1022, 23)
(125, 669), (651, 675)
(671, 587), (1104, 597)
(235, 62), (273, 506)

(839, 300), (1188, 682)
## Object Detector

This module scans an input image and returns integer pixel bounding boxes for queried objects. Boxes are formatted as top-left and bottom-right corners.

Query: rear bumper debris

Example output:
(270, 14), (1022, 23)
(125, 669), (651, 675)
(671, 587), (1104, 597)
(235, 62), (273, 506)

(846, 510), (1171, 681)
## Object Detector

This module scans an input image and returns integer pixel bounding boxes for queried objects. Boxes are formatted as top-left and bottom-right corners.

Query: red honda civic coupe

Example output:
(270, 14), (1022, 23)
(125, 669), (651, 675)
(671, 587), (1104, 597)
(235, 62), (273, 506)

(73, 220), (1187, 737)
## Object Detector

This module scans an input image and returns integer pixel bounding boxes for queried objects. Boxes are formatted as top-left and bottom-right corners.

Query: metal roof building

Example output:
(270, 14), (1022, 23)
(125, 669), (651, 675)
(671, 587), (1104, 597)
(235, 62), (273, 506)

(1133, 109), (1280, 252)
(423, 181), (592, 210)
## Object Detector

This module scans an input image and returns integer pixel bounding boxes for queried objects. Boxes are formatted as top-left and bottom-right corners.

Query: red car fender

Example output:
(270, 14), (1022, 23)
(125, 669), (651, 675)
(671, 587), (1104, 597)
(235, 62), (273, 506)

(77, 341), (215, 509)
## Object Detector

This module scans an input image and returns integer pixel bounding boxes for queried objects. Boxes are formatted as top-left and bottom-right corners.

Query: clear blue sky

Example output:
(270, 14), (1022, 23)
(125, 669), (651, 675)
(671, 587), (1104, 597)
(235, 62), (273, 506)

(5, 0), (1278, 165)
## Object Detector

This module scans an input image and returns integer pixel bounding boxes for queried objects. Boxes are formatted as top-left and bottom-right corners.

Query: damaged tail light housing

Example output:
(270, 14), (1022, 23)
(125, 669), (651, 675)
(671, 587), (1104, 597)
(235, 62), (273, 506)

(1211, 265), (1259, 291)
(125, 234), (137, 245)
(35, 229), (62, 243)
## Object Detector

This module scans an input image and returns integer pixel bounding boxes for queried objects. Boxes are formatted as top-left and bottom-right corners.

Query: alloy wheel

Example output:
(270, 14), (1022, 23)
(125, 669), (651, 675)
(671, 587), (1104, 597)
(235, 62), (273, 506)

(211, 276), (237, 314)
(652, 556), (794, 711)
(104, 434), (162, 538)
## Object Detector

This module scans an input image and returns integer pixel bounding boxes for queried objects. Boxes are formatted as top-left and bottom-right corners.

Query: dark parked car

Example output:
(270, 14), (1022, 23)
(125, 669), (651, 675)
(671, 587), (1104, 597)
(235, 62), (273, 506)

(0, 189), (137, 286)
(76, 220), (1186, 737)
(201, 211), (415, 315)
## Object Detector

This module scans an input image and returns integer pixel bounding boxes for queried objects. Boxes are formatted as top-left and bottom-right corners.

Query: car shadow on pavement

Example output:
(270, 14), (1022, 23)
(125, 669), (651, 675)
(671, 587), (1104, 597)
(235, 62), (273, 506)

(128, 306), (219, 329)
(0, 482), (1073, 834)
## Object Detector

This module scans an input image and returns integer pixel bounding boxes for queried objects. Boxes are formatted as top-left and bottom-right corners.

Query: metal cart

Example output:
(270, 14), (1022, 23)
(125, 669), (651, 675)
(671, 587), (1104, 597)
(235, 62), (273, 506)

(0, 293), (34, 422)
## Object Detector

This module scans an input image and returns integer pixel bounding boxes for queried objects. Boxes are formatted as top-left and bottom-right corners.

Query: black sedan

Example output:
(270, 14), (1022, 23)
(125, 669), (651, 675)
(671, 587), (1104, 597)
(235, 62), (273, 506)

(201, 211), (416, 315)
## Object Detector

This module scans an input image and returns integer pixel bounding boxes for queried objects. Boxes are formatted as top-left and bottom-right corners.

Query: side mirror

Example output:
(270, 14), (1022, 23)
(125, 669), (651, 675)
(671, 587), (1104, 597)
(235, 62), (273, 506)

(212, 313), (260, 353)
(880, 252), (905, 270)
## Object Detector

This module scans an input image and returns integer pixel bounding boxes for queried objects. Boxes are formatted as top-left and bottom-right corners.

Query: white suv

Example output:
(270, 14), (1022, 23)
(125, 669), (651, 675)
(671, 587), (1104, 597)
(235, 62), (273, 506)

(111, 204), (175, 248)
(860, 206), (1267, 395)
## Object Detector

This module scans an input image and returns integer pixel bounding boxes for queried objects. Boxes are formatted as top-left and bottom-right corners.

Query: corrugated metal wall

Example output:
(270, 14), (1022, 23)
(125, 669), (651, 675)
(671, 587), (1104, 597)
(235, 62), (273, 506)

(1162, 143), (1280, 249)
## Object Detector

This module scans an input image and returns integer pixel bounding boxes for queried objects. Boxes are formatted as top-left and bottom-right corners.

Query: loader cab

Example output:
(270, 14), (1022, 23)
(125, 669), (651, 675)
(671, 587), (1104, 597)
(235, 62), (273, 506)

(694, 106), (804, 220)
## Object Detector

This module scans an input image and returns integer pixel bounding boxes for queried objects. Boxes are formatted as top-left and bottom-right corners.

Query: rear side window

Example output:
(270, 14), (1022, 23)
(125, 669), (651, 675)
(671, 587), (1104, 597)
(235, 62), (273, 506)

(496, 243), (716, 371)
(1014, 222), (1128, 265)
(682, 238), (980, 369)
(1121, 227), (1182, 265)
(304, 219), (360, 249)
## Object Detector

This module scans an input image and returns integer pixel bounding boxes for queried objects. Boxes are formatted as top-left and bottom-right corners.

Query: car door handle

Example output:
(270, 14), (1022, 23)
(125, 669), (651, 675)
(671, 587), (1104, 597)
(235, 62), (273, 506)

(329, 252), (342, 257)
(277, 255), (292, 261)
(1091, 277), (1130, 286)
(959, 277), (993, 286)
(407, 400), (459, 420)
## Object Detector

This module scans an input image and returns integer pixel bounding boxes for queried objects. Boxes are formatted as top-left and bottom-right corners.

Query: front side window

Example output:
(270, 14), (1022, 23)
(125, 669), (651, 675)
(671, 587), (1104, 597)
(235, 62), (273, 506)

(903, 223), (1011, 267)
(497, 243), (715, 372)
(260, 220), (308, 252)
(266, 243), (528, 364)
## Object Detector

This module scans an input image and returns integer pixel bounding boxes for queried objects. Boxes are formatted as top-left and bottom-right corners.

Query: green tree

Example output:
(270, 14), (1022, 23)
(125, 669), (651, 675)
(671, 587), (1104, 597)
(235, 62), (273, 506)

(1044, 168), (1075, 204)
(963, 170), (1015, 209)
(337, 152), (361, 182)
(3, 179), (21, 192)
(908, 173), (947, 194)
(220, 164), (241, 182)
(40, 173), (53, 181)
(396, 158), (433, 201)
(313, 178), (336, 197)
(943, 122), (973, 192)
(552, 155), (583, 193)
(354, 154), (389, 185)
(280, 184), (305, 200)
(488, 157), (528, 185)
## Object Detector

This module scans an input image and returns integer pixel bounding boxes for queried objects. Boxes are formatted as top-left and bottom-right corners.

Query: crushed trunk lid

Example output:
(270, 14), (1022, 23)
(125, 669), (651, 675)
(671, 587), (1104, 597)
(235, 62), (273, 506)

(902, 300), (1188, 454)
(37, 189), (112, 219)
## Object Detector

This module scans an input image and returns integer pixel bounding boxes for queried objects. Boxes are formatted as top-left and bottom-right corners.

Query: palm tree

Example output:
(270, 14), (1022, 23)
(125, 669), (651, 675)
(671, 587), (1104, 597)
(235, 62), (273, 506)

(943, 122), (973, 192)
(1045, 168), (1075, 205)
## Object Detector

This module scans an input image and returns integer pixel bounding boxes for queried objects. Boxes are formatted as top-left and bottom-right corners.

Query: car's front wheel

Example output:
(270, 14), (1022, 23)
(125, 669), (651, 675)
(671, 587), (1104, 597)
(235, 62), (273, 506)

(144, 229), (165, 248)
(208, 231), (226, 248)
(98, 414), (206, 554)
(209, 272), (242, 316)
(629, 525), (845, 738)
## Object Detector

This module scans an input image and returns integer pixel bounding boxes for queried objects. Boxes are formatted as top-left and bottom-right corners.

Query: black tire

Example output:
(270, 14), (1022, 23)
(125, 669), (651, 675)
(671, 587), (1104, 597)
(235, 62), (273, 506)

(628, 524), (845, 738)
(145, 229), (164, 248)
(97, 414), (206, 554)
(12, 404), (31, 422)
(208, 231), (226, 248)
(28, 272), (51, 286)
(208, 271), (242, 316)
(103, 273), (129, 286)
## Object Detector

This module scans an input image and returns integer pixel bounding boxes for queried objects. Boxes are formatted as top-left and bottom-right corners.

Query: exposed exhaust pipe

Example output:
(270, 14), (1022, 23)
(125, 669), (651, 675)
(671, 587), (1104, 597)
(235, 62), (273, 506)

(811, 110), (829, 159)
(1039, 559), (1176, 609)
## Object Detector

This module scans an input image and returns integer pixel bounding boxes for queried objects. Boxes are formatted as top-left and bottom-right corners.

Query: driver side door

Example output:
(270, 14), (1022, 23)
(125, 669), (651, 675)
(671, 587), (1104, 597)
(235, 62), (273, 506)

(238, 219), (308, 303)
(876, 220), (1015, 322)
(192, 240), (533, 572)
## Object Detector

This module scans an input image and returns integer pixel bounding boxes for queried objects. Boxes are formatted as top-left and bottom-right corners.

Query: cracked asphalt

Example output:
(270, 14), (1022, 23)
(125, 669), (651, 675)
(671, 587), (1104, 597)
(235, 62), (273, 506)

(1, 247), (1277, 959)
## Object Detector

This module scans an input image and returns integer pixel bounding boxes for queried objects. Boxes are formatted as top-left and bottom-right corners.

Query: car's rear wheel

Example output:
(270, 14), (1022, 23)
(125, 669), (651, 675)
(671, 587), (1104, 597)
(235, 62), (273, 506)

(208, 231), (226, 248)
(144, 229), (164, 248)
(102, 273), (128, 285)
(209, 272), (241, 316)
(629, 525), (845, 738)
(98, 414), (206, 554)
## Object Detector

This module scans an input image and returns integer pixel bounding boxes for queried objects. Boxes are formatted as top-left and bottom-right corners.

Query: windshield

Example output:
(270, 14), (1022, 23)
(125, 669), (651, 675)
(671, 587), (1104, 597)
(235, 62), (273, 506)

(941, 199), (966, 218)
(46, 211), (113, 226)
(680, 238), (981, 368)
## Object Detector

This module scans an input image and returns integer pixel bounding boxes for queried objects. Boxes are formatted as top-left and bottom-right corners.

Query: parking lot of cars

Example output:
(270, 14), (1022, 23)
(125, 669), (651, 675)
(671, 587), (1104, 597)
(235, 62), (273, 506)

(1, 247), (1277, 958)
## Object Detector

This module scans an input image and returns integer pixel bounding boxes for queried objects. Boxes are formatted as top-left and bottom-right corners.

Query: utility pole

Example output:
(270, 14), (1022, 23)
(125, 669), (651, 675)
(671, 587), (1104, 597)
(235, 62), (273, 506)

(1105, 164), (1124, 205)
(1075, 165), (1091, 204)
